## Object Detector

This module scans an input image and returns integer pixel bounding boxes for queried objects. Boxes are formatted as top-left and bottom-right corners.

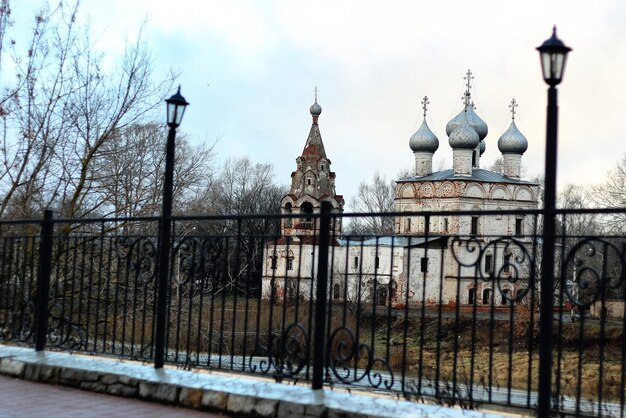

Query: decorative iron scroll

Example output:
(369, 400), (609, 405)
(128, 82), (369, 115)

(248, 323), (309, 381)
(562, 238), (625, 308)
(46, 299), (86, 350)
(171, 236), (226, 291)
(327, 326), (394, 390)
(450, 236), (536, 303)
(3, 299), (35, 342)
(114, 236), (157, 285)
(199, 237), (225, 290)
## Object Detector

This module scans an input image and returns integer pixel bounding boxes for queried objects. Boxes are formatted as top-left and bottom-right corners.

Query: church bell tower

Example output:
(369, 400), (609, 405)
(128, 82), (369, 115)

(280, 89), (344, 237)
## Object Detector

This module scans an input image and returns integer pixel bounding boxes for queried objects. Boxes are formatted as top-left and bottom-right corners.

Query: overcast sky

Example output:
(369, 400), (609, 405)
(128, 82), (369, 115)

(13, 1), (626, 208)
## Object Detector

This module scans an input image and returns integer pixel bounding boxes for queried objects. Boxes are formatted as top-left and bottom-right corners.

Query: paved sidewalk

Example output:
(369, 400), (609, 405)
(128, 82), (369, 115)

(0, 374), (229, 418)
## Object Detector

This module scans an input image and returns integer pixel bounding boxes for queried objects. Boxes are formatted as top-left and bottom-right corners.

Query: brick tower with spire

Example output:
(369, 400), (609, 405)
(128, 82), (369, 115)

(280, 89), (344, 237)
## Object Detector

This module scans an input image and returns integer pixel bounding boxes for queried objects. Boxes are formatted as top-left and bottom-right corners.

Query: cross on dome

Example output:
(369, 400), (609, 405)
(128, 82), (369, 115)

(314, 86), (319, 102)
(509, 98), (518, 121)
(464, 69), (474, 91)
(462, 69), (474, 109)
(421, 96), (430, 118)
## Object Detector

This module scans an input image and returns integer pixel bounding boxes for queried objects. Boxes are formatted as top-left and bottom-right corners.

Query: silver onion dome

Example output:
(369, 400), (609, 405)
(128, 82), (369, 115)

(310, 100), (322, 116)
(448, 113), (480, 149)
(479, 139), (486, 155)
(409, 119), (439, 153)
(498, 120), (528, 154)
(446, 106), (488, 141)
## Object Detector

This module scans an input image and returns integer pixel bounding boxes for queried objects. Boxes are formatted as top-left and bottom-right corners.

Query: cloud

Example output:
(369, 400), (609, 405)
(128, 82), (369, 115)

(16, 0), (626, 203)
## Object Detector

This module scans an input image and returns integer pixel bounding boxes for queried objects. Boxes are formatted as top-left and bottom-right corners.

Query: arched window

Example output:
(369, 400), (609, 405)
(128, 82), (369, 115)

(376, 287), (388, 306)
(482, 288), (491, 305)
(503, 252), (512, 273)
(333, 283), (341, 300)
(301, 202), (314, 228)
(468, 288), (476, 305)
(485, 252), (493, 275)
(284, 202), (292, 227)
(287, 250), (294, 271)
(501, 289), (510, 305)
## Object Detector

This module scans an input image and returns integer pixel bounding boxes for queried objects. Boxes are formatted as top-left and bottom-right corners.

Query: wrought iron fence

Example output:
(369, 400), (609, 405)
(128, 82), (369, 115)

(0, 206), (625, 417)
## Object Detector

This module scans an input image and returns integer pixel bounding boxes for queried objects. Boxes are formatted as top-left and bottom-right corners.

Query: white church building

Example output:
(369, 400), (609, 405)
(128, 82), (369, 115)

(262, 72), (539, 308)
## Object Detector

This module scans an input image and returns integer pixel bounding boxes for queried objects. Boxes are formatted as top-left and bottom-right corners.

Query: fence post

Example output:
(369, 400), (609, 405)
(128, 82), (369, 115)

(312, 201), (331, 390)
(35, 210), (54, 351)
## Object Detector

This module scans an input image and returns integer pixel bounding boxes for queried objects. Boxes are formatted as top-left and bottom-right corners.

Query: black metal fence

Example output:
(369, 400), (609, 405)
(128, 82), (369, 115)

(0, 206), (625, 417)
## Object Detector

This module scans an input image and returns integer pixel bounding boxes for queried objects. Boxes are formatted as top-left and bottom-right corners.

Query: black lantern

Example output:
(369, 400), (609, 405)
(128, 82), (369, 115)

(166, 86), (189, 128)
(537, 26), (572, 86)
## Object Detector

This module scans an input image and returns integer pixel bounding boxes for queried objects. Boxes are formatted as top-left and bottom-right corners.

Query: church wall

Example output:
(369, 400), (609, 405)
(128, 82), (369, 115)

(404, 246), (445, 304)
(393, 181), (539, 237)
(262, 243), (317, 300)
(262, 242), (407, 305)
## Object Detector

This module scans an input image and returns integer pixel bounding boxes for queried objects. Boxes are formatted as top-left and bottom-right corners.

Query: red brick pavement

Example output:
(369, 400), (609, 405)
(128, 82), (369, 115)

(0, 375), (230, 417)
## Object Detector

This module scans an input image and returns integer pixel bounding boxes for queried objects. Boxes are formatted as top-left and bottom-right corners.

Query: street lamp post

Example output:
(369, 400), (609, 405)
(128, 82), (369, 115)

(536, 26), (571, 416)
(155, 86), (189, 369)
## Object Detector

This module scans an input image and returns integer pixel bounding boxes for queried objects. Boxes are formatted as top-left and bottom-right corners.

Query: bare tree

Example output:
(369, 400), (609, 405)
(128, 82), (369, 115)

(590, 153), (626, 233)
(0, 0), (12, 72)
(0, 1), (175, 219)
(96, 123), (215, 219)
(489, 157), (504, 175)
(185, 157), (286, 296)
(559, 183), (600, 236)
(347, 172), (395, 236)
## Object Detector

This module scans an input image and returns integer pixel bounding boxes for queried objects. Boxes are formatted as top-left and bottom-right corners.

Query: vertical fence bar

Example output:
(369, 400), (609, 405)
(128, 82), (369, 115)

(35, 210), (54, 351)
(312, 201), (331, 390)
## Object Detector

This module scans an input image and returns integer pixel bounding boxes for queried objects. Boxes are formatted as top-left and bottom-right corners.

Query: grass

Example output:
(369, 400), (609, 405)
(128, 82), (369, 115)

(7, 293), (620, 404)
(110, 297), (623, 403)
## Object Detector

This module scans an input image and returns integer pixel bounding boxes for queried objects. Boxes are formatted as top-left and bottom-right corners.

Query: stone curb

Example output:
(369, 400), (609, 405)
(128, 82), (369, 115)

(0, 345), (505, 418)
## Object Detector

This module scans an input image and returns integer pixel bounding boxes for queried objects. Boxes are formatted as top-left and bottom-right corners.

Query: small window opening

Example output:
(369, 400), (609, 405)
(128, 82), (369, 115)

(485, 254), (493, 274)
(353, 256), (359, 270)
(333, 283), (341, 300)
(375, 256), (380, 269)
(468, 288), (476, 305)
(471, 216), (479, 235)
(420, 257), (428, 273)
(482, 288), (491, 305)
(501, 289), (510, 305)
(503, 253), (511, 273)
(443, 217), (449, 233)
(515, 218), (523, 236)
